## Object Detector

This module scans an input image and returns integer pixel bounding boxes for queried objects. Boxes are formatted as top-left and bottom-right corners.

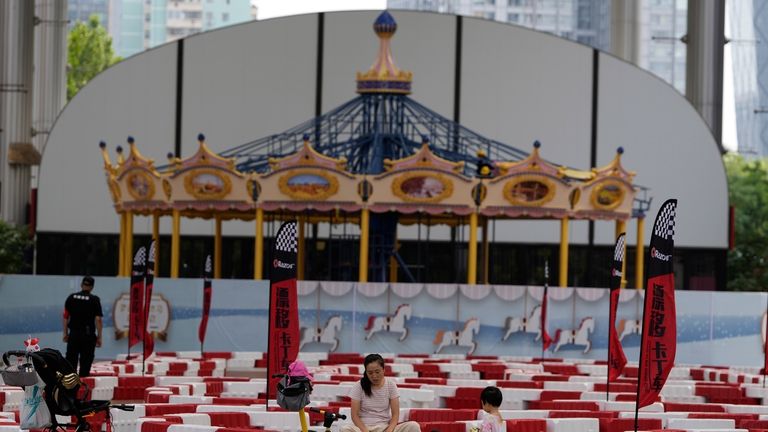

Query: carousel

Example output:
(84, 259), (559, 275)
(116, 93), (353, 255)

(100, 11), (645, 286)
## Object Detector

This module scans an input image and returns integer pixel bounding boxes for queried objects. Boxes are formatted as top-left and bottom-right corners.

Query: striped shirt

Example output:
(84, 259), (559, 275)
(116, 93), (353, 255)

(348, 378), (399, 425)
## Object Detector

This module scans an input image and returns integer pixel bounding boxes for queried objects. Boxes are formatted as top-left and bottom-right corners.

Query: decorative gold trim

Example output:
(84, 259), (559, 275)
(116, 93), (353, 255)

(247, 179), (262, 202)
(125, 170), (156, 200)
(503, 175), (556, 207)
(183, 169), (232, 199)
(278, 169), (339, 201)
(108, 178), (121, 202)
(590, 179), (625, 210)
(391, 171), (453, 203)
(162, 179), (172, 199)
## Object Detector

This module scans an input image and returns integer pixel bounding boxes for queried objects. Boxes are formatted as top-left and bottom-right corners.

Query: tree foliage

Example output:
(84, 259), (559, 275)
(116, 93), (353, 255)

(0, 221), (32, 274)
(725, 153), (768, 291)
(67, 14), (121, 100)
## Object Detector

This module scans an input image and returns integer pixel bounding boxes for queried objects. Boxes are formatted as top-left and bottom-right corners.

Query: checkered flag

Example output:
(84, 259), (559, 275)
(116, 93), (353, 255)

(205, 255), (212, 273)
(275, 221), (298, 253)
(133, 246), (146, 267)
(148, 240), (156, 265)
(653, 200), (677, 240)
(614, 233), (626, 262)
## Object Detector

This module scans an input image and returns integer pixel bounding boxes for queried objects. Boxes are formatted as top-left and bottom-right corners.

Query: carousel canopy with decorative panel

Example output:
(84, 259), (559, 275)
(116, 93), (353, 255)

(100, 11), (644, 286)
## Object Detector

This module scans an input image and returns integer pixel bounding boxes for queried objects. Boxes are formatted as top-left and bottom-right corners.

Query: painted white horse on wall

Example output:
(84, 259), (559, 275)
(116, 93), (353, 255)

(299, 315), (343, 352)
(433, 318), (480, 355)
(618, 319), (642, 342)
(364, 304), (412, 341)
(553, 317), (594, 353)
(502, 305), (542, 341)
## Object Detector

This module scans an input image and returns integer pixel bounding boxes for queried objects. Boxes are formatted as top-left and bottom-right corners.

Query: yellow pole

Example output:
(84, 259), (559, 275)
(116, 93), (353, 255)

(359, 208), (370, 282)
(152, 213), (160, 276)
(254, 208), (264, 280)
(482, 216), (489, 284)
(125, 211), (134, 273)
(635, 216), (646, 289)
(214, 215), (222, 279)
(616, 219), (628, 288)
(118, 212), (126, 276)
(171, 209), (180, 278)
(468, 212), (478, 285)
(559, 217), (569, 287)
(297, 216), (305, 280)
(298, 409), (308, 432)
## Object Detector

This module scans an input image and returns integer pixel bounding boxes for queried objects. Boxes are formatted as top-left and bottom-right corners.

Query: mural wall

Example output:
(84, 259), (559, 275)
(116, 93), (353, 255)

(0, 275), (762, 367)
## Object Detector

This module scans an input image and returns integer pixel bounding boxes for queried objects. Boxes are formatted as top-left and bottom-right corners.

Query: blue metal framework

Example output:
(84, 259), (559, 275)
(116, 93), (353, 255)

(220, 93), (531, 176)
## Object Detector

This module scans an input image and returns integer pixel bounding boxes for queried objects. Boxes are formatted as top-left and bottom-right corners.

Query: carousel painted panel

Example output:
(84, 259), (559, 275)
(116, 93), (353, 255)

(367, 169), (475, 212)
(572, 177), (635, 219)
(256, 167), (362, 210)
(165, 167), (251, 209)
(480, 173), (574, 217)
(115, 167), (167, 211)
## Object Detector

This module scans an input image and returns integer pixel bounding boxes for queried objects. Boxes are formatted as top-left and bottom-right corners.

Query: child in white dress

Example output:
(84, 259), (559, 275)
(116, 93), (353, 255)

(477, 386), (506, 432)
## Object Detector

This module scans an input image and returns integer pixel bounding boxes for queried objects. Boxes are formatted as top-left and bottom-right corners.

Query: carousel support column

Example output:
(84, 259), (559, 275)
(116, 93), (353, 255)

(559, 217), (569, 287)
(254, 208), (264, 280)
(482, 216), (490, 284)
(118, 212), (126, 276)
(214, 215), (222, 279)
(468, 212), (478, 285)
(152, 212), (160, 275)
(297, 215), (305, 280)
(124, 211), (134, 273)
(171, 209), (181, 278)
(615, 219), (627, 287)
(359, 208), (370, 283)
(635, 216), (645, 289)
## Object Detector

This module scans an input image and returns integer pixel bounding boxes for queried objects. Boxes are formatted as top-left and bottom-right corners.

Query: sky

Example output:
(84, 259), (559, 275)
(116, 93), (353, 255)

(253, 0), (739, 152)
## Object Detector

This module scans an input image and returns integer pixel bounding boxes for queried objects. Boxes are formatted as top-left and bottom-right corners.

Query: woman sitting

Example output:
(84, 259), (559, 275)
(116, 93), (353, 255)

(341, 354), (420, 432)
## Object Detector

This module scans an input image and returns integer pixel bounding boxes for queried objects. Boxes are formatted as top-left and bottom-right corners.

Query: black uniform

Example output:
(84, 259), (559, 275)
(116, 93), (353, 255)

(64, 290), (103, 377)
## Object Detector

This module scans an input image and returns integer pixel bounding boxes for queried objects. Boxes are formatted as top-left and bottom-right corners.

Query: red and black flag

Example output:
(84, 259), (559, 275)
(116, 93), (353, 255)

(129, 246), (146, 349)
(143, 240), (156, 360)
(541, 261), (553, 351)
(608, 233), (628, 382)
(637, 199), (678, 408)
(267, 221), (300, 402)
(199, 254), (213, 352)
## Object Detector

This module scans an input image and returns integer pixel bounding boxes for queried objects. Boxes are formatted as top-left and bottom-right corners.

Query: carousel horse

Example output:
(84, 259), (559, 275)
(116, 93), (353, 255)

(553, 317), (594, 353)
(433, 318), (480, 355)
(364, 304), (412, 341)
(299, 315), (343, 352)
(502, 305), (542, 341)
(618, 318), (642, 342)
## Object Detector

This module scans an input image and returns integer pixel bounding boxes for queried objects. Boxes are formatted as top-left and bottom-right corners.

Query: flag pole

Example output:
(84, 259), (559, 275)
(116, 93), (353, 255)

(633, 272), (650, 432)
(764, 290), (768, 388)
(542, 260), (548, 360)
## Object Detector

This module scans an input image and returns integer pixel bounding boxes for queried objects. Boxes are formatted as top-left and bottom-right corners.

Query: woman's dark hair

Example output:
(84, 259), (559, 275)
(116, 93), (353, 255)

(360, 353), (385, 397)
(480, 386), (503, 407)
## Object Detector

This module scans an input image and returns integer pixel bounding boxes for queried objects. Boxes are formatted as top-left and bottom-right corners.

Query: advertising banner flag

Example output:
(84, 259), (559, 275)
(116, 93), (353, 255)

(608, 233), (628, 383)
(266, 221), (300, 401)
(199, 254), (213, 350)
(128, 247), (146, 349)
(637, 199), (678, 408)
(143, 240), (156, 361)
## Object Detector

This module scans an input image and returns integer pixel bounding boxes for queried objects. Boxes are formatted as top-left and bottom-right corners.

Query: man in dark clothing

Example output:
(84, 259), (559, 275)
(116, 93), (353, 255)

(63, 276), (103, 377)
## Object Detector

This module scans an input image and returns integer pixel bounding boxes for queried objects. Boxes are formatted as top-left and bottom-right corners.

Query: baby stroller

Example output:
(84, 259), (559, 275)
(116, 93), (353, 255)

(273, 360), (345, 432)
(2, 348), (134, 432)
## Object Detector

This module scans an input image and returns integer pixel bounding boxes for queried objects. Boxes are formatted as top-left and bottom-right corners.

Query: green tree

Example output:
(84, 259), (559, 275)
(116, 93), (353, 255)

(67, 14), (121, 100)
(725, 153), (768, 291)
(0, 221), (32, 274)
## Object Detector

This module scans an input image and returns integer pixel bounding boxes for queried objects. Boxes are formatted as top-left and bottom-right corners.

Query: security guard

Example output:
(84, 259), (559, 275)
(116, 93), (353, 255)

(62, 276), (103, 377)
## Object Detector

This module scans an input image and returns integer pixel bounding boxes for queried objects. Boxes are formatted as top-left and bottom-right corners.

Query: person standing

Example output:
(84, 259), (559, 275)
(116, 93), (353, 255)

(62, 276), (103, 377)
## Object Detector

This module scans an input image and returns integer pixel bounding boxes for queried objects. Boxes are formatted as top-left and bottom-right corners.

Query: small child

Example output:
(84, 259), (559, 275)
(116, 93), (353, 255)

(477, 386), (505, 432)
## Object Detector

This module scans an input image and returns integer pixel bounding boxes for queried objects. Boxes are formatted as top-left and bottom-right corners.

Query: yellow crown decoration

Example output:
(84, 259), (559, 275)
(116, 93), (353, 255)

(356, 11), (413, 95)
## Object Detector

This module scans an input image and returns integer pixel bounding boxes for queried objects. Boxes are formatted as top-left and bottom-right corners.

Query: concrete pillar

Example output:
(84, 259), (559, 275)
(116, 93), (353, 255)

(686, 0), (726, 149)
(611, 0), (645, 66)
(0, 1), (36, 225)
(32, 0), (67, 181)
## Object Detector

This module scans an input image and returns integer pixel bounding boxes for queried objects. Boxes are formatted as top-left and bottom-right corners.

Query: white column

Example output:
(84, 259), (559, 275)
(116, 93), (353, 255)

(0, 1), (36, 225)
(686, 0), (726, 148)
(32, 0), (67, 186)
(610, 0), (645, 66)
